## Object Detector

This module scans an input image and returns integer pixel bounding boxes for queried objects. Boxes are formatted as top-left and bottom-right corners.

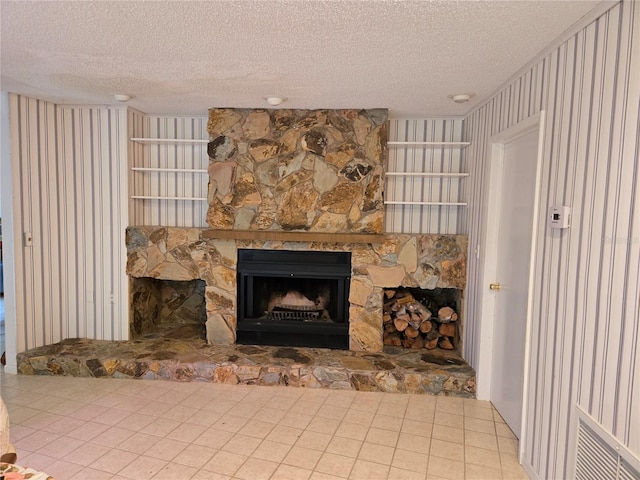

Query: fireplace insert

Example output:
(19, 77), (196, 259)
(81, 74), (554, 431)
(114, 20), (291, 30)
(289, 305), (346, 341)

(236, 249), (351, 349)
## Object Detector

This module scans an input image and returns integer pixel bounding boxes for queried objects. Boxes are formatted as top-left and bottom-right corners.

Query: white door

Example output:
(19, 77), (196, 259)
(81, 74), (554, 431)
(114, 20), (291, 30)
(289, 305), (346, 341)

(489, 128), (540, 439)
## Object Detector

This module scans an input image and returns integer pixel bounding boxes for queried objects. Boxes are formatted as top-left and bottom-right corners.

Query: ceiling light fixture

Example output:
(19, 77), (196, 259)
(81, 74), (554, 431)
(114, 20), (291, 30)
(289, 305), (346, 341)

(266, 96), (285, 106)
(448, 93), (474, 104)
(114, 94), (132, 102)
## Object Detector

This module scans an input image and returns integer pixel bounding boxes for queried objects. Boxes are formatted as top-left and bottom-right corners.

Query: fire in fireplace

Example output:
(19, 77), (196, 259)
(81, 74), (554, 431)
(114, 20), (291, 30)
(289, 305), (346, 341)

(236, 249), (351, 349)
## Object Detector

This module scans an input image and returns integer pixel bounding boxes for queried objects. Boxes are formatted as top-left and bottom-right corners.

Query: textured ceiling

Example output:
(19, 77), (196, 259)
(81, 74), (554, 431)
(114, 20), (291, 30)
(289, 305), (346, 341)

(0, 1), (611, 117)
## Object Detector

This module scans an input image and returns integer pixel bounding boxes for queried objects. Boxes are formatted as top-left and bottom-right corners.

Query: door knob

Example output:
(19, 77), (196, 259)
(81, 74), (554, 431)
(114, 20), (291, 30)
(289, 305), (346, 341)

(489, 282), (502, 291)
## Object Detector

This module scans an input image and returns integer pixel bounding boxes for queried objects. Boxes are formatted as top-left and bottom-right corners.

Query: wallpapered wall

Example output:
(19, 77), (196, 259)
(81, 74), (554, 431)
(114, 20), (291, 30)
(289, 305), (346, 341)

(463, 2), (639, 478)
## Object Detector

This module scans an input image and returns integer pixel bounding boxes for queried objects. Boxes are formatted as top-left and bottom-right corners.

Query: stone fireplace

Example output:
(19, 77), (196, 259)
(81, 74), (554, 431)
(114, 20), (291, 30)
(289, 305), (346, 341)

(14, 107), (475, 396)
(126, 228), (467, 353)
(126, 108), (468, 354)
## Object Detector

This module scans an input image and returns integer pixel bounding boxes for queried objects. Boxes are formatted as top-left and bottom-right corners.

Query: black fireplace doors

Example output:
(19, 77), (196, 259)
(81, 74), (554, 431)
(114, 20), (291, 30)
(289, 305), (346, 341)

(236, 249), (351, 349)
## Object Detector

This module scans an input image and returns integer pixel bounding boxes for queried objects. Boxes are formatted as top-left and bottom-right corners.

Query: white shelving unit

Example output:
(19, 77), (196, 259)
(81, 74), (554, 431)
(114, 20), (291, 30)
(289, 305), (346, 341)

(385, 141), (470, 206)
(130, 138), (209, 145)
(384, 201), (467, 206)
(131, 167), (208, 173)
(131, 196), (208, 201)
(386, 172), (469, 178)
(129, 138), (209, 202)
(387, 141), (470, 147)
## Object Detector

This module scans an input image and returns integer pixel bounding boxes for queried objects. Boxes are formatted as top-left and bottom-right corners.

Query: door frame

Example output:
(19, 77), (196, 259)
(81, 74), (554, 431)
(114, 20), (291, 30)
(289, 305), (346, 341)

(475, 111), (545, 457)
(1, 92), (18, 374)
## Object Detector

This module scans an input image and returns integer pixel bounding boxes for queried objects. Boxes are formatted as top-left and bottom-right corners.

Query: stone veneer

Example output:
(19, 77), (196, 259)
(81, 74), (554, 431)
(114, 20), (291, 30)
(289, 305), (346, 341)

(126, 227), (467, 352)
(206, 108), (387, 233)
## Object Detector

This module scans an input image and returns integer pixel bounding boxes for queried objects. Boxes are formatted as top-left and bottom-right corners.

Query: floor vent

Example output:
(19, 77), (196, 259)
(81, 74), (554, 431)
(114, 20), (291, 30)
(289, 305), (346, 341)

(576, 407), (640, 480)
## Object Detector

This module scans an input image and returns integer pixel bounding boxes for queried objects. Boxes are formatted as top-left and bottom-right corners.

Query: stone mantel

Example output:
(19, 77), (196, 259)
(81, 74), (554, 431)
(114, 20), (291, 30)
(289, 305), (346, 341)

(126, 226), (468, 353)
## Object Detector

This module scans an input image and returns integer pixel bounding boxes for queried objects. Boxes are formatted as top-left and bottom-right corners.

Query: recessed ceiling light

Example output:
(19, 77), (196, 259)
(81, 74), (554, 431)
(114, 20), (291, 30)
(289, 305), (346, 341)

(266, 97), (285, 106)
(448, 93), (474, 104)
(114, 94), (132, 102)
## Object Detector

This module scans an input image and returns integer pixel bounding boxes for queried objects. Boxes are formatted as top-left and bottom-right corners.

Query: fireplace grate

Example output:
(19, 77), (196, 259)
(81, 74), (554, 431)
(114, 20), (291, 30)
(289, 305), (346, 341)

(266, 304), (324, 321)
(266, 309), (321, 322)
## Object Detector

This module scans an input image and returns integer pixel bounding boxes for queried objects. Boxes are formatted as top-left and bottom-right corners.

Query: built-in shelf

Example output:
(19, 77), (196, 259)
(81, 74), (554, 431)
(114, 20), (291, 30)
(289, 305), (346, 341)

(386, 140), (470, 207)
(130, 138), (209, 144)
(129, 138), (209, 205)
(131, 196), (208, 201)
(387, 141), (470, 147)
(131, 167), (208, 173)
(386, 172), (469, 178)
(384, 201), (467, 206)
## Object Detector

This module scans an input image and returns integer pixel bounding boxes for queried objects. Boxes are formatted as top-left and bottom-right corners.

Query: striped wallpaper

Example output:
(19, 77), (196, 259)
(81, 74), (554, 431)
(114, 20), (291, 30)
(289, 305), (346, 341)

(385, 118), (466, 234)
(127, 108), (145, 224)
(8, 96), (130, 355)
(463, 1), (639, 478)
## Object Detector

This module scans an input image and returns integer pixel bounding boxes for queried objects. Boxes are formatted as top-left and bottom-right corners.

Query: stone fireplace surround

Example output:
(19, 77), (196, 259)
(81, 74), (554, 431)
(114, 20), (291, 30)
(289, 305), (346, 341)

(126, 108), (467, 353)
(126, 227), (467, 353)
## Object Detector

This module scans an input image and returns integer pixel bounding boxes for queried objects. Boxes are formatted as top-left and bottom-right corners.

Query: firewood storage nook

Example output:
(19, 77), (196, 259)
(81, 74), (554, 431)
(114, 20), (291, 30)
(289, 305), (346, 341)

(383, 287), (462, 351)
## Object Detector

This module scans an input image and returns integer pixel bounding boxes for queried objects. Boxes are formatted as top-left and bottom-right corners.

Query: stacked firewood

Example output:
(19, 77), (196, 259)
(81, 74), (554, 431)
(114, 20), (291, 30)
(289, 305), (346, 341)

(383, 289), (458, 350)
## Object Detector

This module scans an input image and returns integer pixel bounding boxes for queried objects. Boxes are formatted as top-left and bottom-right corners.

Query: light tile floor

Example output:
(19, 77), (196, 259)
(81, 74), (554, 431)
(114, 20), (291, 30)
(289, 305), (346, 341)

(0, 373), (530, 480)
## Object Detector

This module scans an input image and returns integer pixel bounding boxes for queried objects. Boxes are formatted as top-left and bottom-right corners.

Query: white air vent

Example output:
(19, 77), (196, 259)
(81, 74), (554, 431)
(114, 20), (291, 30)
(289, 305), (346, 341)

(575, 407), (640, 480)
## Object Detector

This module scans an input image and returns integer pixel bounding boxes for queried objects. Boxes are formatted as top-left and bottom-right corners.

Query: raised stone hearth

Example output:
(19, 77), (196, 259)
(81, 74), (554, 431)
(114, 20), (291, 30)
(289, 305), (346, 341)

(126, 227), (467, 352)
(16, 337), (476, 397)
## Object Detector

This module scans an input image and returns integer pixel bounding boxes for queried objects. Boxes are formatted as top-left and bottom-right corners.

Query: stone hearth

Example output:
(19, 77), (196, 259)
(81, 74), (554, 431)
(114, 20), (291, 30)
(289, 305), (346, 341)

(16, 337), (475, 397)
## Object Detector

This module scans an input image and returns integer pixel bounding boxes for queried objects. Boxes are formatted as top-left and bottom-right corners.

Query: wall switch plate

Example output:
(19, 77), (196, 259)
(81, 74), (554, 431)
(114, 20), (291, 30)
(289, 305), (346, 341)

(549, 206), (571, 228)
(23, 232), (33, 247)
